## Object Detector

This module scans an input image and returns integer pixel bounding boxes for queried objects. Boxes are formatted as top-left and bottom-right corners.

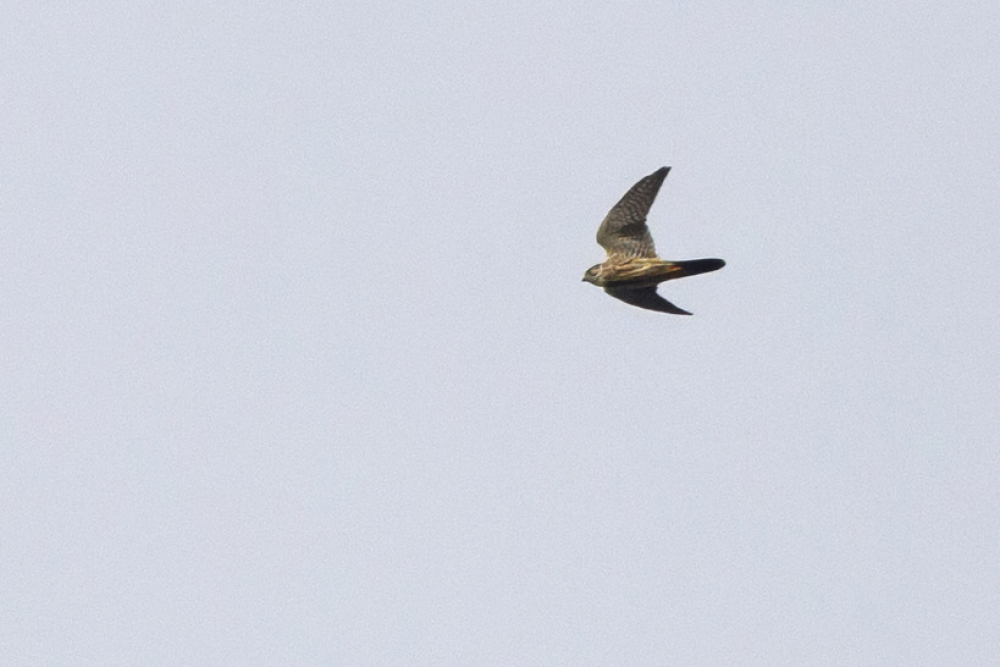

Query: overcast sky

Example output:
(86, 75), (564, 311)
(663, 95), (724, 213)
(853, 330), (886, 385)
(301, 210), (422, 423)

(4, 2), (1000, 665)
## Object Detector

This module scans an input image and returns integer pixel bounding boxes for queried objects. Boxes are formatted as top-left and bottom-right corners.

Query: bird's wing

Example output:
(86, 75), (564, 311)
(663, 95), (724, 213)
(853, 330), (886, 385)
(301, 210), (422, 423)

(596, 167), (669, 259)
(604, 286), (692, 315)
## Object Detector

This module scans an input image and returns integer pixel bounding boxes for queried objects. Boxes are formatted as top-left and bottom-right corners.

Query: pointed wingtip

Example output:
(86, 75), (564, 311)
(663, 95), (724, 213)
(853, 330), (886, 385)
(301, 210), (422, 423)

(641, 166), (670, 189)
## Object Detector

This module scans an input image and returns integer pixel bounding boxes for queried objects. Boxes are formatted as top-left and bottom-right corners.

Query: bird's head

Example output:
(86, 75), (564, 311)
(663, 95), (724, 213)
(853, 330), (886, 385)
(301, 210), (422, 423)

(582, 264), (602, 285)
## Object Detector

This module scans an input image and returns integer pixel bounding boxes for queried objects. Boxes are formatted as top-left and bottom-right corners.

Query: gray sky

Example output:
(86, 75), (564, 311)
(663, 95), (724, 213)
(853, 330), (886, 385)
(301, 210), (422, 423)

(4, 2), (1000, 665)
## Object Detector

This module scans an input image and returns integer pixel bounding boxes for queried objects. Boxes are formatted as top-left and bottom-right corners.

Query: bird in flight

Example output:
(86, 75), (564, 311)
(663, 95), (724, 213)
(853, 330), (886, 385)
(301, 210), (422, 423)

(582, 167), (725, 315)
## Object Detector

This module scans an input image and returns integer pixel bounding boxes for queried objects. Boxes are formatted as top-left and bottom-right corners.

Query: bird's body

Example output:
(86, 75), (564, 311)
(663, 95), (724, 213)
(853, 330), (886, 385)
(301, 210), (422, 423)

(582, 167), (724, 315)
(584, 257), (689, 288)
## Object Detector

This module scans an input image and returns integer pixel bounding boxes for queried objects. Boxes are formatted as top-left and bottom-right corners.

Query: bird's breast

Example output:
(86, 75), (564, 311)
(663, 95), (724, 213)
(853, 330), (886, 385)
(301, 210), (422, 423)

(598, 258), (680, 287)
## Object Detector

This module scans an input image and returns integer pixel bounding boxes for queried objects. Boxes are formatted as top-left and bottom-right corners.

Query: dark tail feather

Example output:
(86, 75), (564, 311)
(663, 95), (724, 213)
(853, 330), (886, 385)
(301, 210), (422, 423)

(670, 258), (725, 279)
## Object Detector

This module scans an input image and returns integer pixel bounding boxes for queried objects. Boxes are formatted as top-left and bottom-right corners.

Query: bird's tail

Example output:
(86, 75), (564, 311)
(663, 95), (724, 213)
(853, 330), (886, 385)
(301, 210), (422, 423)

(664, 258), (726, 280)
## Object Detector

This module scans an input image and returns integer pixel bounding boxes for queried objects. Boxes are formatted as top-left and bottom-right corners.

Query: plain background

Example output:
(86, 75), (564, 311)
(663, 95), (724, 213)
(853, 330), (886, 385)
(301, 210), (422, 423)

(4, 2), (1000, 665)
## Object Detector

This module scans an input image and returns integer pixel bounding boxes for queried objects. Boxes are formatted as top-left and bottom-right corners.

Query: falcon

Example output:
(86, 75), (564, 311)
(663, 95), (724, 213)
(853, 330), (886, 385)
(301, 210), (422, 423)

(582, 167), (725, 315)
